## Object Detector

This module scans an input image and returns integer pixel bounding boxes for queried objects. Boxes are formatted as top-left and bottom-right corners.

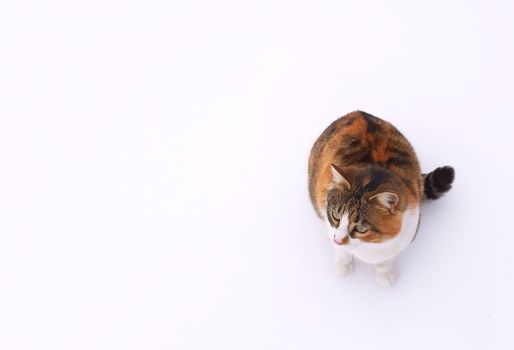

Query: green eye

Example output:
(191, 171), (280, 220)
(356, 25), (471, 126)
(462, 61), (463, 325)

(355, 224), (368, 233)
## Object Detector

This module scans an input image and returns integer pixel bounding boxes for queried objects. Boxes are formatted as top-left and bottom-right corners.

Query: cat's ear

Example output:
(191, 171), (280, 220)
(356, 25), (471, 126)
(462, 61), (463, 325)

(330, 164), (350, 190)
(369, 192), (399, 213)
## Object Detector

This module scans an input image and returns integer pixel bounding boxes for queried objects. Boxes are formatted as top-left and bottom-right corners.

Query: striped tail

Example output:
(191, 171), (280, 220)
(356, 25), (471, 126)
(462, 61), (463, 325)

(422, 166), (455, 200)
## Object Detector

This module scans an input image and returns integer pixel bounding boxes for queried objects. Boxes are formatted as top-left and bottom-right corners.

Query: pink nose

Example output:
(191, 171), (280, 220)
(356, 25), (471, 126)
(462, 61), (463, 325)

(334, 234), (350, 245)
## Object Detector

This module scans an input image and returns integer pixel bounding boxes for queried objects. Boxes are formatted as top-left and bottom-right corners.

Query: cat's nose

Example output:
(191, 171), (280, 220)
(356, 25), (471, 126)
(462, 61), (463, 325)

(333, 234), (350, 245)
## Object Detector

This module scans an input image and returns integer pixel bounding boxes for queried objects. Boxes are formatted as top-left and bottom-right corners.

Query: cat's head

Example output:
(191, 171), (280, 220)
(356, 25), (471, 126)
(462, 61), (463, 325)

(326, 164), (406, 245)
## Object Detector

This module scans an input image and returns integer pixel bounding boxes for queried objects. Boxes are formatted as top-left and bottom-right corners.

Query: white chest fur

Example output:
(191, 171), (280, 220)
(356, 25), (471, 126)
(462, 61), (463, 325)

(325, 206), (420, 264)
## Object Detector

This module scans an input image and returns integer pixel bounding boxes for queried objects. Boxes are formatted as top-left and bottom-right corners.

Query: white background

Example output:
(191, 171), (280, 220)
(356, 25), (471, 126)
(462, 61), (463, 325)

(1, 1), (513, 349)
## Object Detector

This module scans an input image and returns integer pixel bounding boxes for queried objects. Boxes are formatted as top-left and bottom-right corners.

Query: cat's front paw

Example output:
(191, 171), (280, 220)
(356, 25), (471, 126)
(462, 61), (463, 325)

(334, 256), (353, 277)
(375, 270), (397, 287)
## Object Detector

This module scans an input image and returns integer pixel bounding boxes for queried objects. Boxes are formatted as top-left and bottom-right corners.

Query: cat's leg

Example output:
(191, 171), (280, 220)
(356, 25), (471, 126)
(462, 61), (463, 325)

(334, 247), (354, 277)
(374, 259), (397, 286)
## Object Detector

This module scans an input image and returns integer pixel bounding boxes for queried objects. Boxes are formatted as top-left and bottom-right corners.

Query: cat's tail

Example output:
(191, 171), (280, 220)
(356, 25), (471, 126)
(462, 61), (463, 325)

(422, 166), (455, 200)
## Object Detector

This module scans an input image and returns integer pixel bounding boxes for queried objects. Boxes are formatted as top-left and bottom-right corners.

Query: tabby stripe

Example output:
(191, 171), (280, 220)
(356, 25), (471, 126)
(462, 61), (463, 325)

(385, 146), (411, 159)
(402, 178), (419, 198)
(340, 116), (356, 128)
(340, 135), (361, 149)
(337, 149), (372, 164)
(386, 157), (412, 168)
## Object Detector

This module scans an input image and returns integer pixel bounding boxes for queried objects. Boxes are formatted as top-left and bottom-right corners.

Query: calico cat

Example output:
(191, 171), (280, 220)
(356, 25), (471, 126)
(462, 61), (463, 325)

(308, 111), (454, 286)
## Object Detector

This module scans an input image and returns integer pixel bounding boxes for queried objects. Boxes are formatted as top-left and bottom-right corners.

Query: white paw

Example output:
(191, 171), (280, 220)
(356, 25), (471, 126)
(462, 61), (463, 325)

(334, 257), (353, 277)
(375, 270), (397, 287)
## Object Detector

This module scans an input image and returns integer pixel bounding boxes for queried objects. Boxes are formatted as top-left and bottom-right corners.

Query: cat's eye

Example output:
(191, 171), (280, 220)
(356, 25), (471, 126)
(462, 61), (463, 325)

(328, 205), (345, 228)
(332, 205), (345, 220)
(328, 211), (340, 228)
(355, 224), (368, 233)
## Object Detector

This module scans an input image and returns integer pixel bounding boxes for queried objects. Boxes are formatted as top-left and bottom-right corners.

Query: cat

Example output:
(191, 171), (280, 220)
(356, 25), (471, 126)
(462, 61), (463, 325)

(308, 111), (454, 286)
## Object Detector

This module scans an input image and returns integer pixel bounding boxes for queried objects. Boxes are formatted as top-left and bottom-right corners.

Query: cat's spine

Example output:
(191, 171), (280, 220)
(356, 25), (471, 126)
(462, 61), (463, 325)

(422, 166), (455, 200)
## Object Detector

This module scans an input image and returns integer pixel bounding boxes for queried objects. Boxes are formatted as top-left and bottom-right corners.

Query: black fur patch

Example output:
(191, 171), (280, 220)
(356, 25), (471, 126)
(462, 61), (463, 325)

(357, 152), (373, 164)
(364, 169), (391, 192)
(359, 111), (380, 133)
(355, 168), (391, 198)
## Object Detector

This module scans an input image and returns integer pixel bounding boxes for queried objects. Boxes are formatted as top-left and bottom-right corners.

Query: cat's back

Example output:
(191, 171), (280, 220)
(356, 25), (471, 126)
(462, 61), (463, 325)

(308, 111), (422, 216)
